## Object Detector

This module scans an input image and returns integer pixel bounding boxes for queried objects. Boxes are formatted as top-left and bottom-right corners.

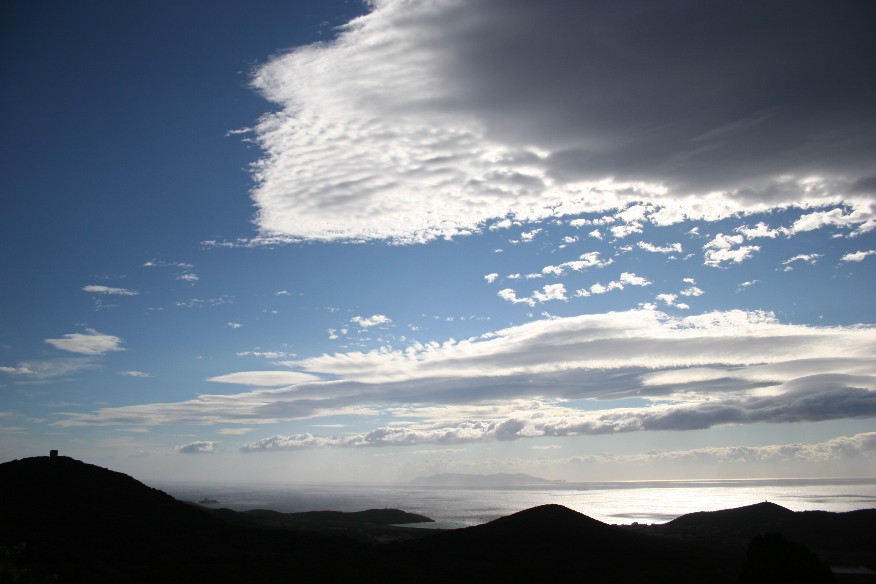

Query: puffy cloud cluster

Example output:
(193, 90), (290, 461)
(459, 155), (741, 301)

(350, 314), (392, 328)
(498, 283), (567, 306)
(246, 0), (876, 244)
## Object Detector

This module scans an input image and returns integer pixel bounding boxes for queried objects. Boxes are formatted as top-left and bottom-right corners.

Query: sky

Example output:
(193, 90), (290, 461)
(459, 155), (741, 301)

(2, 0), (875, 484)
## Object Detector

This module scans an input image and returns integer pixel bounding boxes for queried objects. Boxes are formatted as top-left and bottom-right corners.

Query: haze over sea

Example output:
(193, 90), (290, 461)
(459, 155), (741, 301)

(158, 478), (876, 528)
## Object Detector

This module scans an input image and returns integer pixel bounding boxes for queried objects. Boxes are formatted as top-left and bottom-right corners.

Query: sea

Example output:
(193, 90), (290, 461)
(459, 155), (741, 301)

(155, 478), (876, 528)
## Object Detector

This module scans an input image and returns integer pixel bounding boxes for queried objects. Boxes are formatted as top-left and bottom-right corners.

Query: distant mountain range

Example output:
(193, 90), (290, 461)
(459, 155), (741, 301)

(2, 456), (874, 583)
(410, 472), (565, 486)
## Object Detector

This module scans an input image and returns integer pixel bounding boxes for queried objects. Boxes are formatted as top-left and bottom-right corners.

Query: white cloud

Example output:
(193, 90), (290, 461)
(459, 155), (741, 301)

(790, 207), (872, 235)
(44, 329), (124, 356)
(588, 229), (602, 240)
(177, 273), (200, 282)
(703, 233), (760, 267)
(637, 242), (682, 254)
(609, 223), (643, 239)
(736, 222), (787, 239)
(782, 253), (823, 267)
(227, 322), (244, 329)
(520, 228), (541, 242)
(351, 314), (392, 328)
(532, 283), (567, 303)
(680, 287), (704, 297)
(175, 441), (217, 454)
(541, 251), (612, 276)
(588, 272), (650, 295)
(244, 1), (876, 244)
(656, 293), (677, 306)
(618, 272), (651, 287)
(275, 290), (291, 296)
(484, 273), (498, 284)
(120, 370), (151, 378)
(82, 285), (139, 296)
(207, 371), (320, 387)
(841, 250), (876, 262)
(498, 284), (567, 306)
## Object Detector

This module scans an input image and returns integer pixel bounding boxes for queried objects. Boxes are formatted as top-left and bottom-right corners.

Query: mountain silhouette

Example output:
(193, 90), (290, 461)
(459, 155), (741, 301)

(2, 456), (873, 583)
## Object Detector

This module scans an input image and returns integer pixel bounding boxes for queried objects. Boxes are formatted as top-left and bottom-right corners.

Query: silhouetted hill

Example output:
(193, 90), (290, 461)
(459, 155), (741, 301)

(1, 456), (226, 537)
(668, 501), (796, 531)
(0, 456), (406, 582)
(663, 501), (876, 570)
(393, 504), (724, 583)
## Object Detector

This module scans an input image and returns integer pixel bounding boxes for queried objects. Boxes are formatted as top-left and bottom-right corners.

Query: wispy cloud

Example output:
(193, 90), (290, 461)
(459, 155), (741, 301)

(207, 371), (320, 387)
(541, 252), (612, 276)
(0, 358), (96, 380)
(82, 285), (139, 296)
(637, 242), (682, 254)
(175, 441), (217, 454)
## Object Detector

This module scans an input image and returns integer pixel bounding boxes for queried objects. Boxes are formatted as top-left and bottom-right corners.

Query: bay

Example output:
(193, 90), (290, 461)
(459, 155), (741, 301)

(156, 477), (876, 528)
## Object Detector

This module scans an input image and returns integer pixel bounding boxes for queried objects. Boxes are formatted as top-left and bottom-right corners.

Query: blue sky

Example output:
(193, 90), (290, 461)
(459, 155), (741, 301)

(2, 0), (875, 483)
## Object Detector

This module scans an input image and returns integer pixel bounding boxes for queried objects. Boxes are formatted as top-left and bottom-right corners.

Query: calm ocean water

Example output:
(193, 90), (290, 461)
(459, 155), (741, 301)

(156, 478), (876, 528)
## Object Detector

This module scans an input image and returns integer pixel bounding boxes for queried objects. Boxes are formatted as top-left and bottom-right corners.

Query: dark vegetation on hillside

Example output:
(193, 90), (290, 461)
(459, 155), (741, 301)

(2, 456), (874, 583)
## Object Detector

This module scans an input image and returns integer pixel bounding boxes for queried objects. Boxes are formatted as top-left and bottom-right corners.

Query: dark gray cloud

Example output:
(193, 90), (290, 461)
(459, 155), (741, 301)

(434, 0), (876, 192)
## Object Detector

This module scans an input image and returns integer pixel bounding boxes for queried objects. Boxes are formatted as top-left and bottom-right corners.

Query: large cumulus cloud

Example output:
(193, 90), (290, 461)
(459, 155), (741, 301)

(248, 0), (876, 243)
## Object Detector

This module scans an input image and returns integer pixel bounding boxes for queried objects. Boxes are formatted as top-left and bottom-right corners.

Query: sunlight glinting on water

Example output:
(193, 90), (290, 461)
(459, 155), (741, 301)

(159, 478), (876, 527)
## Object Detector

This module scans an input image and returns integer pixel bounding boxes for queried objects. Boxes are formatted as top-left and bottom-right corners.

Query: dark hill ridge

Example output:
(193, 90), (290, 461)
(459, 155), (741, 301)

(2, 456), (873, 583)
(1, 455), (226, 536)
(396, 504), (725, 582)
(662, 500), (876, 569)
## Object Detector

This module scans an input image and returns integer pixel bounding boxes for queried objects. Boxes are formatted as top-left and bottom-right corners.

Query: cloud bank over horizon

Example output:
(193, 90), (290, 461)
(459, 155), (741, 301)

(55, 309), (876, 452)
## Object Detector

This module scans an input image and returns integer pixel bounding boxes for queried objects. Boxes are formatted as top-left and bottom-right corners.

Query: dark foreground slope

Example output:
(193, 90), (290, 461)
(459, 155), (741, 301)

(0, 456), (399, 583)
(2, 456), (872, 583)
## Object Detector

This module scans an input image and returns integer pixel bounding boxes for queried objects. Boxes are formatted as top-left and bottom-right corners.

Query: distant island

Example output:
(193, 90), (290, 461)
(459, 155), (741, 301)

(411, 472), (566, 486)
